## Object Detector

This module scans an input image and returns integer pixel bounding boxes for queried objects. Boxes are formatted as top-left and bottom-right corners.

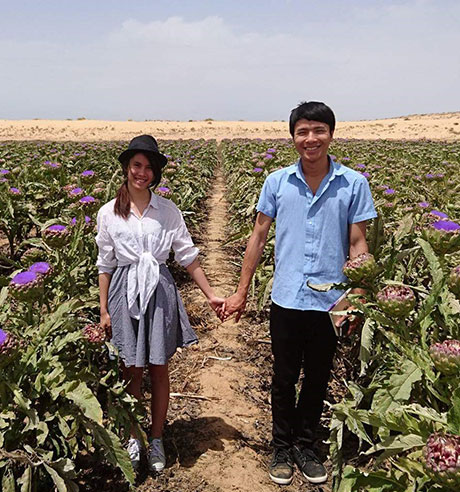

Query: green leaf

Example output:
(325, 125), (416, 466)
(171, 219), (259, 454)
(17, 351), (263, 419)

(447, 387), (460, 434)
(1, 469), (16, 492)
(92, 426), (135, 485)
(372, 359), (422, 414)
(65, 381), (103, 424)
(338, 466), (406, 492)
(17, 466), (32, 492)
(363, 433), (425, 459)
(359, 318), (375, 377)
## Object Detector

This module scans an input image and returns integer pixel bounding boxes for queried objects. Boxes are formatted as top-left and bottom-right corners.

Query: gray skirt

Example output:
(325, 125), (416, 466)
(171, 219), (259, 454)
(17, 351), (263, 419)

(108, 264), (198, 367)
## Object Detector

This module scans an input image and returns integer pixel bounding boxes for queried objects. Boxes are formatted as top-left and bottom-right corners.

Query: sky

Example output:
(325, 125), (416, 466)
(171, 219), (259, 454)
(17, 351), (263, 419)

(0, 0), (459, 121)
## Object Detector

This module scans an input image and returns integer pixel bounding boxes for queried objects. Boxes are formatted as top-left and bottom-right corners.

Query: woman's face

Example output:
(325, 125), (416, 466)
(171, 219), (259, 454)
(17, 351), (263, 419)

(127, 153), (154, 191)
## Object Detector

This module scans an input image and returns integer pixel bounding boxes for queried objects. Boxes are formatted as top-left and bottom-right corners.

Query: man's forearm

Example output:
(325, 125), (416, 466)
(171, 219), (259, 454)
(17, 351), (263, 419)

(236, 232), (267, 296)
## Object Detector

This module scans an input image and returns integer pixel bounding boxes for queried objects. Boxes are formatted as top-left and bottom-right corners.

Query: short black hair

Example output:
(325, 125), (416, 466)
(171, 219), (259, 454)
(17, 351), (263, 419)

(289, 101), (335, 136)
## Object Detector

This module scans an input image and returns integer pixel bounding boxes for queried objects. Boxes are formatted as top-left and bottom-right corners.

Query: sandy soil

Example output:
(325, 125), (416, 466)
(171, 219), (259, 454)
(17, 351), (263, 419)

(0, 112), (459, 141)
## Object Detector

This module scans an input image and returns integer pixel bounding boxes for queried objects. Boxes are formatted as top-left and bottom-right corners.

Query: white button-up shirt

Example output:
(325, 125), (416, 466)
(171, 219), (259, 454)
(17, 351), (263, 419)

(96, 193), (199, 319)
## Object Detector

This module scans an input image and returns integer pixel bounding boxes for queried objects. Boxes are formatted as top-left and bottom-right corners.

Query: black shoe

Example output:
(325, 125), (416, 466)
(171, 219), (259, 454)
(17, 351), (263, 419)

(269, 447), (294, 485)
(292, 445), (327, 484)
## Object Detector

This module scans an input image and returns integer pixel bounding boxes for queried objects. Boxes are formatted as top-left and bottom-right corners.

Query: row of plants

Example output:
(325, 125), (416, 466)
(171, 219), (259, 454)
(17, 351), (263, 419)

(221, 138), (460, 491)
(0, 139), (218, 491)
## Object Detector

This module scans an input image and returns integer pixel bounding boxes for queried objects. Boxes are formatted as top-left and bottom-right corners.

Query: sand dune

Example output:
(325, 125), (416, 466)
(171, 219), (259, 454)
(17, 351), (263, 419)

(0, 112), (459, 141)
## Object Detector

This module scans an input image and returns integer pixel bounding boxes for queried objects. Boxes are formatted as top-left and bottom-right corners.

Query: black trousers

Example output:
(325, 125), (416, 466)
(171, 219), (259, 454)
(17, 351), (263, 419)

(270, 302), (337, 450)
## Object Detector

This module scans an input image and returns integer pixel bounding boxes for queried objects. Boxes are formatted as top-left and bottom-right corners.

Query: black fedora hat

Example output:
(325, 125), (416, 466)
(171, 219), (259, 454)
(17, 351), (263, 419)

(118, 135), (168, 168)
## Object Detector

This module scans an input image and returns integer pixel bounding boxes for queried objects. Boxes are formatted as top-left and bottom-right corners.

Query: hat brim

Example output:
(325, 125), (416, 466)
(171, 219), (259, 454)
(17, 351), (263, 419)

(118, 149), (168, 169)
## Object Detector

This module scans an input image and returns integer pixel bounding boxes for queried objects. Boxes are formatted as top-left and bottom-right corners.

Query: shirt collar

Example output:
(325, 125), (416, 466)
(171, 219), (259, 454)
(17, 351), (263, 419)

(288, 155), (347, 182)
(129, 191), (159, 217)
(149, 191), (159, 209)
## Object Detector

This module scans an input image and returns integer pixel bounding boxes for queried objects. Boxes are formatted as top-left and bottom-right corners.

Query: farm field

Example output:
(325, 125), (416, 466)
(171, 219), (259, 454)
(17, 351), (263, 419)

(1, 130), (460, 491)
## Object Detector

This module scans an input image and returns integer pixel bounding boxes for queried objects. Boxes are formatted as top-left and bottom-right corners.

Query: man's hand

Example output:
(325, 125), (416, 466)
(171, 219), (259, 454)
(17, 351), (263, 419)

(100, 311), (112, 338)
(222, 292), (247, 322)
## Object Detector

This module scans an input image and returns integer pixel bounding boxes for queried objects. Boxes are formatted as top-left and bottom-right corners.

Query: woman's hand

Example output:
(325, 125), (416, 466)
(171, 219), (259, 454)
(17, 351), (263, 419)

(100, 310), (112, 338)
(207, 295), (226, 320)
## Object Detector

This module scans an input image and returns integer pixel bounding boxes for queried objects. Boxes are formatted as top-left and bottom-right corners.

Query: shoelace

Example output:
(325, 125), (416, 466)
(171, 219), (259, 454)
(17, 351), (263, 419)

(127, 439), (140, 457)
(297, 447), (321, 466)
(273, 448), (292, 465)
(148, 440), (164, 458)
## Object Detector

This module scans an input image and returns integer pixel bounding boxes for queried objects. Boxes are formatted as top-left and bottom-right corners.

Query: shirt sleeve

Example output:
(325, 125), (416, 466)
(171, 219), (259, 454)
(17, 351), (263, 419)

(348, 177), (378, 224)
(95, 209), (117, 274)
(172, 212), (199, 267)
(256, 175), (277, 218)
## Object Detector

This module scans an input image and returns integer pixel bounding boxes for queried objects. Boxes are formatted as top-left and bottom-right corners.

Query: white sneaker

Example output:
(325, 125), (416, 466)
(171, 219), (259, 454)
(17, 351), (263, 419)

(147, 438), (166, 472)
(127, 438), (141, 471)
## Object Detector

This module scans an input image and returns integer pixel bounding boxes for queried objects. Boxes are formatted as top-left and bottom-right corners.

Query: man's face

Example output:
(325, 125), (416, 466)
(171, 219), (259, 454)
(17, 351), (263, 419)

(293, 119), (333, 165)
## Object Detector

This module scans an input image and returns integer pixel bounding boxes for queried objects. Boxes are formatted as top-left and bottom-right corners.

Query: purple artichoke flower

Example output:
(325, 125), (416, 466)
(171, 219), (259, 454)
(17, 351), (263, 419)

(264, 153), (274, 160)
(42, 224), (70, 248)
(356, 163), (366, 169)
(423, 220), (460, 254)
(361, 172), (371, 178)
(9, 187), (21, 196)
(9, 271), (44, 302)
(384, 188), (396, 196)
(430, 210), (449, 219)
(156, 186), (172, 198)
(0, 178), (8, 183)
(376, 184), (389, 192)
(78, 195), (99, 213)
(425, 173), (444, 182)
(28, 261), (53, 280)
(418, 201), (430, 208)
(343, 252), (377, 282)
(424, 433), (460, 489)
(253, 167), (263, 173)
(430, 340), (460, 376)
(0, 329), (20, 356)
(266, 148), (277, 153)
(83, 323), (107, 345)
(43, 161), (61, 171)
(68, 187), (84, 198)
(376, 285), (416, 318)
(81, 170), (96, 183)
(449, 266), (460, 298)
(0, 169), (10, 175)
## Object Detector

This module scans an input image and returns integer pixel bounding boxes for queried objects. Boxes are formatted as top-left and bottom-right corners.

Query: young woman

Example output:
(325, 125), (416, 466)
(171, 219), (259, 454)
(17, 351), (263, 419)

(96, 135), (224, 473)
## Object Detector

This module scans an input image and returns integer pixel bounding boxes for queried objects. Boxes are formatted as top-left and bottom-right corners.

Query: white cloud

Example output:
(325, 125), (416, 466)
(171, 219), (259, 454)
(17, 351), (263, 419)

(1, 2), (459, 120)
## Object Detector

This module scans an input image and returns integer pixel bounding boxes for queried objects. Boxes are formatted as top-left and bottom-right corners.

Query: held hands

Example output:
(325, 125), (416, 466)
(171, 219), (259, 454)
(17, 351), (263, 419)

(220, 291), (247, 322)
(207, 294), (226, 319)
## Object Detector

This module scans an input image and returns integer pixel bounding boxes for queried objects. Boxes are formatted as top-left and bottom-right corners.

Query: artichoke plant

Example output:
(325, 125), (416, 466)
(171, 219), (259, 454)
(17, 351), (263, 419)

(42, 224), (70, 248)
(448, 266), (460, 298)
(0, 328), (19, 356)
(83, 323), (107, 345)
(423, 220), (460, 254)
(343, 252), (377, 283)
(9, 271), (44, 302)
(430, 340), (460, 376)
(424, 433), (460, 490)
(376, 285), (415, 318)
(28, 261), (53, 280)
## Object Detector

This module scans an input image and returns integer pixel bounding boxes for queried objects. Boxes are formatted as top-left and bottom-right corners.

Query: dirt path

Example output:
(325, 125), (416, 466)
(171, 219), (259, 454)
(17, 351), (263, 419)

(180, 161), (273, 491)
(168, 156), (333, 491)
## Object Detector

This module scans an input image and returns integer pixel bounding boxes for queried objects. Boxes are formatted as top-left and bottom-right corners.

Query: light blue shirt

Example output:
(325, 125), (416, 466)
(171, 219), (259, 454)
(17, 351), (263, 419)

(256, 157), (377, 311)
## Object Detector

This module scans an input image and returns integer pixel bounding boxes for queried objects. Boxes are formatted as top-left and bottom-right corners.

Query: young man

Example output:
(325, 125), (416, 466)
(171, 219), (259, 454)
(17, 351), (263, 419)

(223, 101), (377, 485)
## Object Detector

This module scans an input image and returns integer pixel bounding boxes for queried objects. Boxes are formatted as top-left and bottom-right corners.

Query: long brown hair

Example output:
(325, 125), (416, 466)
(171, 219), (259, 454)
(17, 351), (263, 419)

(114, 152), (162, 219)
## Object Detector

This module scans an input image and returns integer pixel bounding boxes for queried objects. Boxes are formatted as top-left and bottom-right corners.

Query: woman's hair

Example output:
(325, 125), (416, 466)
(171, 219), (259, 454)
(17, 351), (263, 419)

(114, 152), (163, 219)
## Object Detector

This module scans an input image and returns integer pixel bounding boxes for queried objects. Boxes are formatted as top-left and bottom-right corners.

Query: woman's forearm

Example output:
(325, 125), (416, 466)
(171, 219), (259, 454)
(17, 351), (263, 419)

(185, 259), (215, 299)
(98, 272), (112, 313)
